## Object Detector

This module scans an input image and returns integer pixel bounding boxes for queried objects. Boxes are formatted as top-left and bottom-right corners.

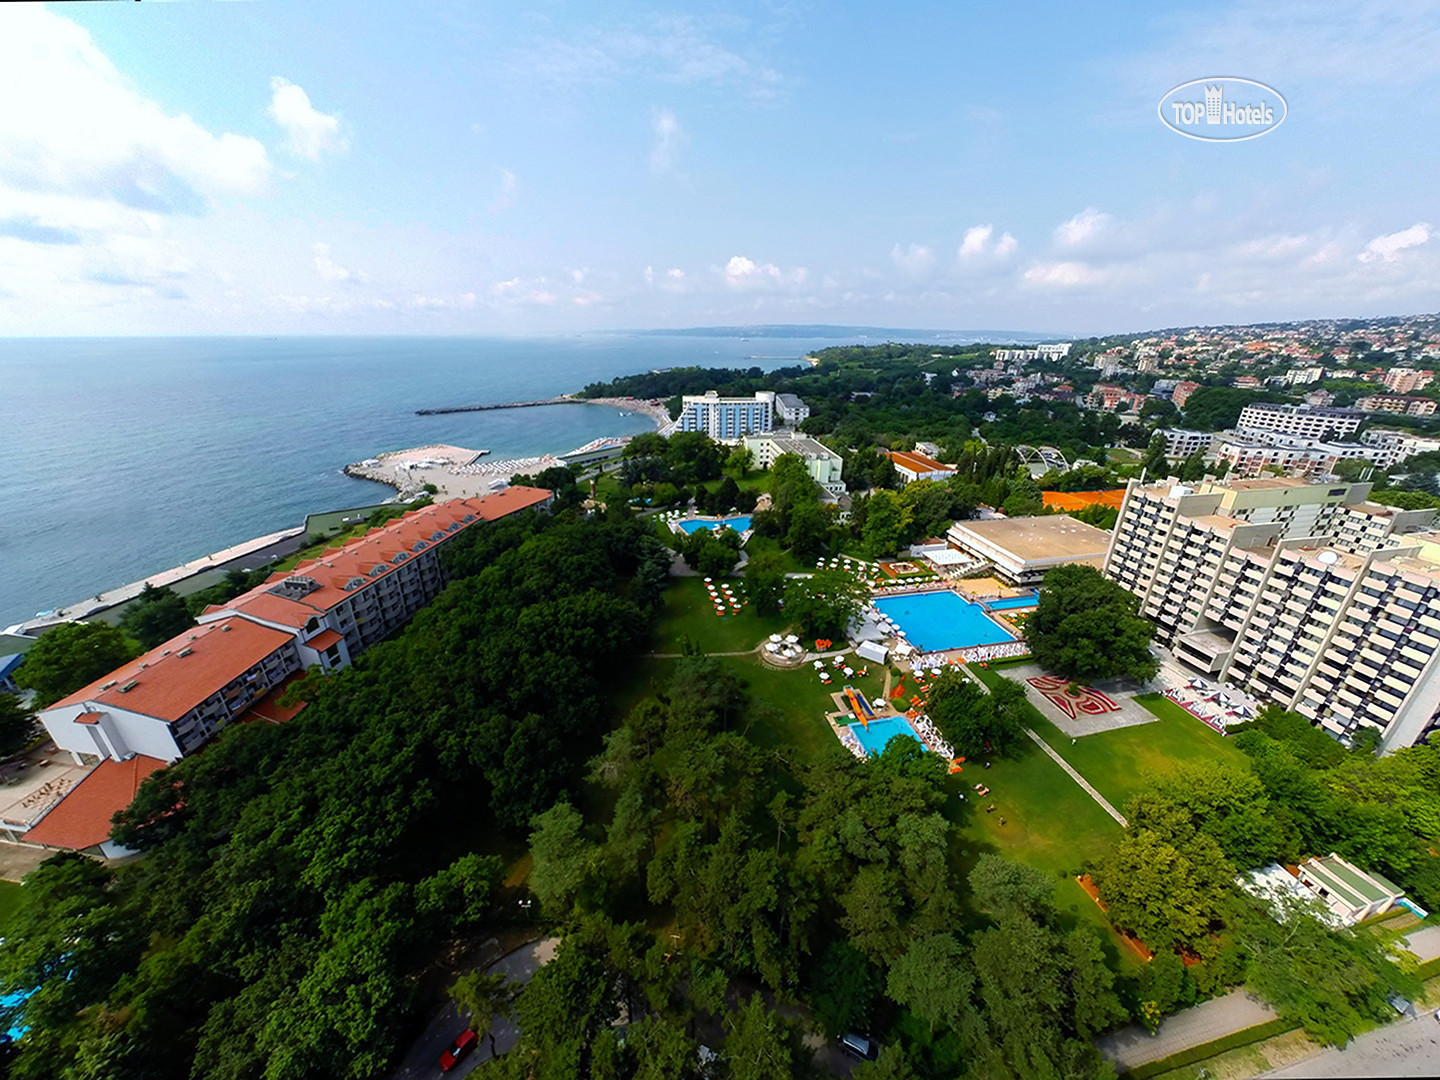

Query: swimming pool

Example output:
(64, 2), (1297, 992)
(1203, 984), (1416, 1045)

(873, 590), (1016, 652)
(988, 594), (1038, 611)
(850, 716), (920, 757)
(676, 515), (752, 534)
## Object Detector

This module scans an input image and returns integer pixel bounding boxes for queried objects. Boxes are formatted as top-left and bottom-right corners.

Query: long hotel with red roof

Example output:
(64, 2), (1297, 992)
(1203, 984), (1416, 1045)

(38, 488), (551, 770)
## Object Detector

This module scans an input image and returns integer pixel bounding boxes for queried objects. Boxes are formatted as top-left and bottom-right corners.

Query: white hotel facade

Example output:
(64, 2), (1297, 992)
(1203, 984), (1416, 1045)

(669, 391), (809, 441)
(1105, 477), (1440, 751)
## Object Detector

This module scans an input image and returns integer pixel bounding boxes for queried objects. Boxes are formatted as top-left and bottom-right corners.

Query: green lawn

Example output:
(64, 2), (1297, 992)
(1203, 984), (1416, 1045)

(649, 576), (793, 655)
(970, 668), (1253, 815)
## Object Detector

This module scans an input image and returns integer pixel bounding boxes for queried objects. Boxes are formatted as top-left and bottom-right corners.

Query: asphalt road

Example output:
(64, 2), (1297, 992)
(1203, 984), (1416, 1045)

(388, 937), (559, 1080)
(1261, 1011), (1440, 1078)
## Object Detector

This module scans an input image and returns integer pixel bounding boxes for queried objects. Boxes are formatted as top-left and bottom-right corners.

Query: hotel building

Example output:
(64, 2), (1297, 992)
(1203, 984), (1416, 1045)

(671, 390), (809, 441)
(38, 488), (553, 766)
(1105, 478), (1440, 751)
(1235, 404), (1364, 440)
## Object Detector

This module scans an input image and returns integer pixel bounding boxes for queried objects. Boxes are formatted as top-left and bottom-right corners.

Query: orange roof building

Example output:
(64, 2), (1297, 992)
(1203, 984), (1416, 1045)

(25, 755), (167, 855)
(888, 450), (957, 484)
(39, 490), (552, 768)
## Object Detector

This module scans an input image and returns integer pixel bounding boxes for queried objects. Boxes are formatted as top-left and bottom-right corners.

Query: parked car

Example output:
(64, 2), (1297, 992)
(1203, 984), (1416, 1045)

(440, 1029), (478, 1072)
(840, 1033), (879, 1060)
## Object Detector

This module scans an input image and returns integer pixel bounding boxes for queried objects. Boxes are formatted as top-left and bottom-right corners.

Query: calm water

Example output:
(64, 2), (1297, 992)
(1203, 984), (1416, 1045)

(0, 335), (833, 628)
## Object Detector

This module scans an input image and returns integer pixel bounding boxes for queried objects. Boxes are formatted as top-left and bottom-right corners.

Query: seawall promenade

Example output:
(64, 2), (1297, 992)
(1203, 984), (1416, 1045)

(416, 394), (672, 429)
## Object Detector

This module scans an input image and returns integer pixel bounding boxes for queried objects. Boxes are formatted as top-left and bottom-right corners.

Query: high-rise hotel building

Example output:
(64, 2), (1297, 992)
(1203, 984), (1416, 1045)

(1105, 477), (1440, 751)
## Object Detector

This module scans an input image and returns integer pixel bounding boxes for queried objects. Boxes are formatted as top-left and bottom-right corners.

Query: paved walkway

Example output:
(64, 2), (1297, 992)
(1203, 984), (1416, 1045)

(1404, 924), (1440, 963)
(959, 664), (1128, 827)
(1023, 729), (1127, 826)
(1261, 1012), (1440, 1078)
(1096, 989), (1280, 1070)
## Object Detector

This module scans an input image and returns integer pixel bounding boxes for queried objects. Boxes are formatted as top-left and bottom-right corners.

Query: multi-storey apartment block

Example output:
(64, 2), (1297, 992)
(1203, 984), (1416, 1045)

(671, 390), (808, 440)
(1382, 368), (1435, 393)
(1355, 394), (1438, 417)
(1160, 428), (1217, 459)
(1213, 433), (1376, 479)
(1235, 404), (1364, 440)
(39, 489), (552, 764)
(1105, 478), (1440, 750)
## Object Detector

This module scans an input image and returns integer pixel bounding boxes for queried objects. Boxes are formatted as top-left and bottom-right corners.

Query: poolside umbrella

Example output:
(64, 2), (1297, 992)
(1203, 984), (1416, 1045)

(703, 577), (712, 583)
(771, 634), (783, 643)
(785, 634), (799, 644)
(814, 660), (825, 668)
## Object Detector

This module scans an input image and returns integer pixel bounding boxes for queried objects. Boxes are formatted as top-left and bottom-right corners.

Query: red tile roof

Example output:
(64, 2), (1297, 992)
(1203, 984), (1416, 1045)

(49, 617), (294, 721)
(240, 673), (309, 725)
(889, 450), (955, 474)
(306, 628), (343, 651)
(25, 755), (167, 851)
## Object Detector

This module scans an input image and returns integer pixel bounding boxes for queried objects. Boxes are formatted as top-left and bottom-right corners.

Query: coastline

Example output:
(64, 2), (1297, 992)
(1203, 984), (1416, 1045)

(7, 396), (671, 641)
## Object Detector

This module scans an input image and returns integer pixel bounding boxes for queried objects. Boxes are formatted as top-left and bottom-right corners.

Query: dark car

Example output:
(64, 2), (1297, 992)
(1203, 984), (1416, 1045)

(440, 1029), (478, 1072)
(841, 1033), (879, 1060)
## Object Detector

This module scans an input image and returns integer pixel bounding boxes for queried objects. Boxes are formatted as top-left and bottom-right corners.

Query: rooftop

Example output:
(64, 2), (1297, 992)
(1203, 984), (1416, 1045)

(24, 755), (167, 851)
(889, 449), (955, 473)
(950, 515), (1113, 562)
(49, 617), (295, 721)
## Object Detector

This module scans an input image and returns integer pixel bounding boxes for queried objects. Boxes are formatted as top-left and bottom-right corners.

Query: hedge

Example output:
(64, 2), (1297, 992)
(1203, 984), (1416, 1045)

(1120, 1018), (1298, 1080)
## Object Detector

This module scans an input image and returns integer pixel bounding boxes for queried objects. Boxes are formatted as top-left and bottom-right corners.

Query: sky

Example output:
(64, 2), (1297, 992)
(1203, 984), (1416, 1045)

(0, 0), (1437, 337)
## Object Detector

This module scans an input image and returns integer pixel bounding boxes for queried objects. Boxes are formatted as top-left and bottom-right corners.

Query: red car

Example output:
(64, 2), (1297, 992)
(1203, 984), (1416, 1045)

(440, 1029), (478, 1072)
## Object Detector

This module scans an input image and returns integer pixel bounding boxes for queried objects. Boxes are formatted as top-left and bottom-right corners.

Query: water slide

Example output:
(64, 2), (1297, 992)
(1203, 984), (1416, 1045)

(843, 685), (876, 725)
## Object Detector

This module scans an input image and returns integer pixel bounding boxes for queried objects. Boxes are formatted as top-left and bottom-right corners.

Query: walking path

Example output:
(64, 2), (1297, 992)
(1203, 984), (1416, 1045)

(1096, 989), (1280, 1070)
(958, 664), (1128, 826)
(1261, 1011), (1440, 1078)
(1023, 728), (1128, 826)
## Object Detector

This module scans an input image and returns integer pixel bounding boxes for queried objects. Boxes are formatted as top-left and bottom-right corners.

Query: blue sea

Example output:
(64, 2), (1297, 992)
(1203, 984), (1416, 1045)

(0, 335), (839, 629)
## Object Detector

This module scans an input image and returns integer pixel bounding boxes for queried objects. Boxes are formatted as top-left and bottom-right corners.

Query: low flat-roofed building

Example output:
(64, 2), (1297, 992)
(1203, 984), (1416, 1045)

(946, 515), (1113, 585)
(888, 449), (956, 484)
(1296, 853), (1404, 925)
(743, 434), (845, 495)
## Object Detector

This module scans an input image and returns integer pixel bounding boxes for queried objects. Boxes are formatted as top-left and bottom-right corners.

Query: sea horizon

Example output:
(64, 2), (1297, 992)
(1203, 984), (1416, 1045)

(0, 333), (850, 629)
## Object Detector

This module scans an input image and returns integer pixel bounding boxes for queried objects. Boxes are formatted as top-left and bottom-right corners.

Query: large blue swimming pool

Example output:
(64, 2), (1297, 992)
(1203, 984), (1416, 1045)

(850, 716), (920, 757)
(874, 590), (1016, 652)
(676, 515), (752, 534)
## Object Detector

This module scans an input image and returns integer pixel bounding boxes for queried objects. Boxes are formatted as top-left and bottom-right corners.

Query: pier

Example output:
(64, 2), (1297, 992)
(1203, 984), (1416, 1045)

(416, 396), (575, 416)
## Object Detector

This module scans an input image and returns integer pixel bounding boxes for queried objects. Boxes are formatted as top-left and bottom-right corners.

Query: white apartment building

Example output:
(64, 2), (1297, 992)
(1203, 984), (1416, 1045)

(1356, 394), (1438, 417)
(1236, 404), (1364, 440)
(670, 390), (809, 440)
(1213, 433), (1375, 479)
(1361, 428), (1440, 468)
(1382, 368), (1435, 393)
(1105, 478), (1440, 750)
(742, 434), (846, 496)
(1161, 429), (1218, 459)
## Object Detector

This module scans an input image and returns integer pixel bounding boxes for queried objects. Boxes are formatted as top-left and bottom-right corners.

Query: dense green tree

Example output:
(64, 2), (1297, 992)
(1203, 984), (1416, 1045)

(13, 621), (141, 707)
(450, 971), (520, 1056)
(119, 583), (197, 649)
(0, 694), (35, 759)
(1027, 564), (1158, 683)
(924, 672), (1026, 758)
(1092, 828), (1232, 954)
(807, 941), (883, 1037)
(782, 569), (866, 641)
(861, 490), (911, 559)
(850, 1046), (920, 1080)
(723, 994), (797, 1080)
(529, 802), (598, 916)
(743, 549), (787, 617)
(886, 933), (973, 1036)
(968, 854), (1055, 924)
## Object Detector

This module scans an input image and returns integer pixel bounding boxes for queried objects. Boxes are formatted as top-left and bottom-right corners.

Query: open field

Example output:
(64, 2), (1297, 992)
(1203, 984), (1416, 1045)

(649, 575), (792, 655)
(971, 667), (1253, 813)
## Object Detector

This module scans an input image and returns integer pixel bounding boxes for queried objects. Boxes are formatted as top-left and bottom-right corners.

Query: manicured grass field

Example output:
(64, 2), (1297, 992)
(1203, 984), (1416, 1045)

(649, 576), (793, 655)
(969, 667), (1253, 815)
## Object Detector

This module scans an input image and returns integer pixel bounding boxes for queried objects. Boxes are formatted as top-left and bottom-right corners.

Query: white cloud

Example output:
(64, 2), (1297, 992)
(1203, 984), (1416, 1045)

(1023, 261), (1108, 288)
(0, 7), (270, 213)
(312, 242), (367, 284)
(1054, 208), (1110, 247)
(722, 254), (807, 290)
(890, 242), (936, 277)
(958, 224), (1018, 260)
(489, 168), (518, 213)
(268, 77), (346, 161)
(650, 108), (685, 173)
(1358, 223), (1430, 263)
